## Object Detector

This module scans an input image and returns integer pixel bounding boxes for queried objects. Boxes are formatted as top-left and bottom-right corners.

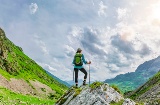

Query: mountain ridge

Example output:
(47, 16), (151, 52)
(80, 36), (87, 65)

(104, 56), (160, 92)
(126, 71), (160, 104)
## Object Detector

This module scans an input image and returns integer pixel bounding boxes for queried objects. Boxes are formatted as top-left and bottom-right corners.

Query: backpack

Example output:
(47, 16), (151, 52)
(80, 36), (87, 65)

(74, 53), (83, 66)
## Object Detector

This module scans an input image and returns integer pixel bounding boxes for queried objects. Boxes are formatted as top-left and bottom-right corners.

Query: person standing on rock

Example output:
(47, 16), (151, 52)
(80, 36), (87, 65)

(72, 48), (91, 87)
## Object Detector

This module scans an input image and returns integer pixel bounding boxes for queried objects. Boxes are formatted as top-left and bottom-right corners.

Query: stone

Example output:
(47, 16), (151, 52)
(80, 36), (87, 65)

(122, 98), (136, 105)
(56, 83), (125, 105)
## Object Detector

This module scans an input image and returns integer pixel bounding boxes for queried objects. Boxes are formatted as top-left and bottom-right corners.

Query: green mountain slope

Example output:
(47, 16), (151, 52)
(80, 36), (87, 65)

(127, 71), (160, 104)
(104, 56), (160, 93)
(0, 28), (68, 104)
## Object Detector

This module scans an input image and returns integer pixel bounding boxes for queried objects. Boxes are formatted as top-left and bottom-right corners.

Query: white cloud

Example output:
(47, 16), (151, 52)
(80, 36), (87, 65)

(37, 62), (57, 72)
(98, 1), (107, 17)
(117, 8), (127, 20)
(29, 3), (38, 14)
(64, 45), (75, 57)
(45, 64), (57, 71)
(34, 35), (49, 55)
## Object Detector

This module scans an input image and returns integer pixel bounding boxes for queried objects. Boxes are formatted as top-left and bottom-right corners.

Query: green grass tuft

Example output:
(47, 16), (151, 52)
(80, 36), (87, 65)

(110, 100), (124, 105)
(90, 81), (103, 89)
(110, 85), (123, 94)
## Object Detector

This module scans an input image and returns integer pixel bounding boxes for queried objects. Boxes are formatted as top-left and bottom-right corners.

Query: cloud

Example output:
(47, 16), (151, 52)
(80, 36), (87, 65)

(111, 34), (136, 54)
(44, 64), (57, 71)
(29, 3), (38, 14)
(117, 8), (127, 20)
(37, 62), (57, 72)
(98, 1), (107, 17)
(138, 43), (151, 56)
(2, 0), (160, 82)
(64, 45), (75, 57)
(111, 34), (151, 57)
(34, 35), (49, 55)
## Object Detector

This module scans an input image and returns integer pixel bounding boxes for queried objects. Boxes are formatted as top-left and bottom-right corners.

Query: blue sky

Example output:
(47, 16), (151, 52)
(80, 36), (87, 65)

(1, 0), (160, 82)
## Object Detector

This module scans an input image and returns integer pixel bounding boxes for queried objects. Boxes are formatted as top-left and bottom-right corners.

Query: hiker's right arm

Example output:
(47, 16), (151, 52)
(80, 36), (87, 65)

(82, 54), (91, 64)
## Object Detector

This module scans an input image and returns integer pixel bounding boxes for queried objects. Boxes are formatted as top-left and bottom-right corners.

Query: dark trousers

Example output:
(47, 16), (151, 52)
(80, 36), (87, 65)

(74, 68), (87, 83)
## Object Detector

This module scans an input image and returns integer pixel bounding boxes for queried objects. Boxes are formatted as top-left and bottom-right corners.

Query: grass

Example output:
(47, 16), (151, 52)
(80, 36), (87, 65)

(111, 85), (123, 94)
(110, 100), (124, 105)
(0, 29), (69, 104)
(73, 88), (82, 98)
(90, 81), (103, 89)
(0, 87), (55, 105)
(129, 71), (160, 100)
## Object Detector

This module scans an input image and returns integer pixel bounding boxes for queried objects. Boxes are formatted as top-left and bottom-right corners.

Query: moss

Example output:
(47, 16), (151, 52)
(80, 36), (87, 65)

(90, 81), (103, 89)
(73, 88), (82, 98)
(41, 88), (46, 92)
(58, 97), (67, 105)
(110, 100), (124, 105)
(135, 102), (144, 105)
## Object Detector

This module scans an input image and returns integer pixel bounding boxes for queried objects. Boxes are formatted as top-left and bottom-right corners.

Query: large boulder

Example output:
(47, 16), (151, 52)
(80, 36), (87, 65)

(56, 82), (134, 105)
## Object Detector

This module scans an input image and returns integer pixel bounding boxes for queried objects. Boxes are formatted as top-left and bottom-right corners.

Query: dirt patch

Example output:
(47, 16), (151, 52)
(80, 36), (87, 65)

(30, 80), (55, 97)
(0, 74), (55, 98)
(0, 74), (35, 95)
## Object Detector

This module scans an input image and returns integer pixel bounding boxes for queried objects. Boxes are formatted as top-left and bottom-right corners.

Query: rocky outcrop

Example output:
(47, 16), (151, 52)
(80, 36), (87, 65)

(56, 83), (135, 105)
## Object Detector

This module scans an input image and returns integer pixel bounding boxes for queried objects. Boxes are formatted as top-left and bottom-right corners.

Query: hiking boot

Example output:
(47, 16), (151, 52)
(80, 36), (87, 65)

(83, 80), (86, 85)
(75, 83), (78, 88)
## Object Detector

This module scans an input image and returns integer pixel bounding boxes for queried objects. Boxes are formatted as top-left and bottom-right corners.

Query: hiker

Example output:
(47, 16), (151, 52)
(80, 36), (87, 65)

(72, 48), (91, 87)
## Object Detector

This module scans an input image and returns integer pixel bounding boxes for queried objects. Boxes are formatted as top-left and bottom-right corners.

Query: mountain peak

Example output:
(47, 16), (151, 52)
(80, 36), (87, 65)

(56, 82), (136, 105)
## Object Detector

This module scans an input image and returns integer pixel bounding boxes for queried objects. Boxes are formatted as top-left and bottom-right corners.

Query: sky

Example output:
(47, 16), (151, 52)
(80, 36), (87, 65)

(0, 0), (160, 83)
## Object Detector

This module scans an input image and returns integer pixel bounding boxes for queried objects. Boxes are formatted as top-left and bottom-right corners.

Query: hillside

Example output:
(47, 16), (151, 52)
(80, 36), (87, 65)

(0, 28), (68, 104)
(126, 71), (160, 104)
(104, 56), (160, 92)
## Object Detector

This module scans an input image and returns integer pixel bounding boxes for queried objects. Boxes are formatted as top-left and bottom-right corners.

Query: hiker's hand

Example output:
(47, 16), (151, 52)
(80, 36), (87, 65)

(88, 61), (91, 64)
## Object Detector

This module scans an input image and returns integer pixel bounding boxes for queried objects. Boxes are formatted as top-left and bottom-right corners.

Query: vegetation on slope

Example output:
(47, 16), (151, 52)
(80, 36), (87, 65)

(0, 28), (68, 103)
(128, 71), (160, 100)
(0, 86), (55, 105)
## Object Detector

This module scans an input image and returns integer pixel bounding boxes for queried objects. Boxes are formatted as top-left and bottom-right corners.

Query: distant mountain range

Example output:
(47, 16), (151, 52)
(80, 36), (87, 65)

(104, 56), (160, 92)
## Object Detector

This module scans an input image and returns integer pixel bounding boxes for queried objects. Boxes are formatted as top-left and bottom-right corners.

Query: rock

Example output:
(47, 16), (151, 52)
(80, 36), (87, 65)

(56, 83), (124, 105)
(122, 98), (136, 105)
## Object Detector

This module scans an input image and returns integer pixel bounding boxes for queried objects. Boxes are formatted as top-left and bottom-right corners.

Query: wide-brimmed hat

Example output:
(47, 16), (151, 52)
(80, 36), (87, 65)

(77, 48), (82, 52)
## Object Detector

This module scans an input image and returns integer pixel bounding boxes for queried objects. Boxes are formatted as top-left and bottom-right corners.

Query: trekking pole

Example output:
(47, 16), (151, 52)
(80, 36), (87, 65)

(89, 64), (90, 87)
(73, 69), (74, 82)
